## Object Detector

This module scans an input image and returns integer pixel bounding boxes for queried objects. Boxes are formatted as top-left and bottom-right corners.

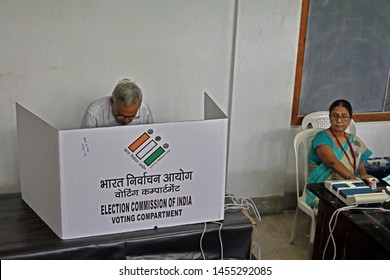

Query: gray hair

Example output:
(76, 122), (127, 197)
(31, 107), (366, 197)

(112, 78), (143, 106)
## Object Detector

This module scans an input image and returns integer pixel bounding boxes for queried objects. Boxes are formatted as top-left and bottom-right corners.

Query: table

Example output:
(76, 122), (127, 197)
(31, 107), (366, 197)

(308, 183), (390, 260)
(0, 193), (254, 260)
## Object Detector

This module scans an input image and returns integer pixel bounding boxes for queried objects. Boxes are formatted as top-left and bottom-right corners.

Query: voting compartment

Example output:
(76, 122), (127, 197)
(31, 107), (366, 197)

(16, 93), (227, 239)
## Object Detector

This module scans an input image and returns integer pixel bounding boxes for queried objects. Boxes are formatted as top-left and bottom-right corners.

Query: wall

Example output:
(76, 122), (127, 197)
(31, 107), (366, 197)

(228, 0), (301, 211)
(1, 0), (390, 214)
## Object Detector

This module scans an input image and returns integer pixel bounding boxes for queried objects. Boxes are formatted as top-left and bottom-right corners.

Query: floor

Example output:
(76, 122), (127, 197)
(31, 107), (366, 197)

(250, 210), (311, 260)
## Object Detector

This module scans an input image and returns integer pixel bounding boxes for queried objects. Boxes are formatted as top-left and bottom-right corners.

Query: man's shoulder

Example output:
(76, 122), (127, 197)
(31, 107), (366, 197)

(89, 96), (110, 106)
(140, 100), (152, 111)
(86, 96), (111, 112)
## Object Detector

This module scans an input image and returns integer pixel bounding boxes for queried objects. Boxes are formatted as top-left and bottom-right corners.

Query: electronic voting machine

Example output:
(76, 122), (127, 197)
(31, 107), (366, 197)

(324, 180), (388, 205)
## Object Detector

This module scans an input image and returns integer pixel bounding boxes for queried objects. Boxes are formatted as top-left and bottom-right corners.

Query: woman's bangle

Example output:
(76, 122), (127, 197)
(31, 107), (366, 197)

(347, 172), (355, 179)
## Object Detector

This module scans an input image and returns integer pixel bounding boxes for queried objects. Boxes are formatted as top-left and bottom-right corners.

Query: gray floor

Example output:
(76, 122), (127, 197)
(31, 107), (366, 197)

(250, 210), (311, 260)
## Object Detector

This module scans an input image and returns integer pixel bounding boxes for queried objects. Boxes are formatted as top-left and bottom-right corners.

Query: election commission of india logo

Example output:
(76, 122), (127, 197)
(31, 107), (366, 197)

(125, 128), (170, 169)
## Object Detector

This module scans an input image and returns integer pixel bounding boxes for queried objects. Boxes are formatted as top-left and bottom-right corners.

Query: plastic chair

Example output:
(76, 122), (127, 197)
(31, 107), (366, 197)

(289, 128), (322, 252)
(301, 111), (356, 135)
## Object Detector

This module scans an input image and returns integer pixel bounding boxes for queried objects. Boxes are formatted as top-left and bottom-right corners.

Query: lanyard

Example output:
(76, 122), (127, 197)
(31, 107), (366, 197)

(330, 129), (356, 171)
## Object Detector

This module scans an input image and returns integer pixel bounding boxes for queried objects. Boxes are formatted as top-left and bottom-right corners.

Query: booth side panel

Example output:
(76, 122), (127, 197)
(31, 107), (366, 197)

(16, 103), (63, 238)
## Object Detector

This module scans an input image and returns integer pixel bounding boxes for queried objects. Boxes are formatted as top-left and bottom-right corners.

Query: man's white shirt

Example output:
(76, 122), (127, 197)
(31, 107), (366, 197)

(81, 96), (154, 128)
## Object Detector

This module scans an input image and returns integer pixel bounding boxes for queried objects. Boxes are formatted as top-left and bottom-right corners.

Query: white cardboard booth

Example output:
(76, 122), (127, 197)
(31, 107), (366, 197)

(16, 93), (228, 239)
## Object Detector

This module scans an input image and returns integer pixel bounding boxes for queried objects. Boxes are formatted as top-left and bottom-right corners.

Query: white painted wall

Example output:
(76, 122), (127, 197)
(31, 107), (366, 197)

(1, 0), (390, 205)
(228, 0), (302, 198)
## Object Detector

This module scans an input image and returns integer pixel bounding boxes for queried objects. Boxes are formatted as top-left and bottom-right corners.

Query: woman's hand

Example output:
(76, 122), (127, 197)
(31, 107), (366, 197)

(360, 174), (379, 189)
(360, 174), (376, 181)
(357, 163), (377, 182)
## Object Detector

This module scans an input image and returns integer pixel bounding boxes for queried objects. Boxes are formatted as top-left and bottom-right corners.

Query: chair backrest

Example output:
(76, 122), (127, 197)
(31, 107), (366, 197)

(293, 128), (322, 200)
(301, 111), (356, 135)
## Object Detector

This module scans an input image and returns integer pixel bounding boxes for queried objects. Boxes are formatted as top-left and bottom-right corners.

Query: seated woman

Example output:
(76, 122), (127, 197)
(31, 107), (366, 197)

(306, 99), (376, 208)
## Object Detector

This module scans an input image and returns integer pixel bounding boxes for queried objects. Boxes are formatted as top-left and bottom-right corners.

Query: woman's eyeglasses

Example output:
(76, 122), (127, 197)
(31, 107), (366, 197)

(329, 113), (350, 122)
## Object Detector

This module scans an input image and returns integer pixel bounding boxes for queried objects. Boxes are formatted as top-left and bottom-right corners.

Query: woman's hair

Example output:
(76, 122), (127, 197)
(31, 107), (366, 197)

(329, 99), (353, 116)
(112, 78), (143, 106)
